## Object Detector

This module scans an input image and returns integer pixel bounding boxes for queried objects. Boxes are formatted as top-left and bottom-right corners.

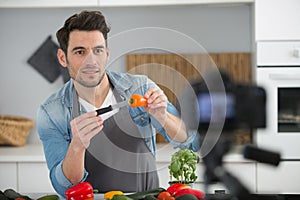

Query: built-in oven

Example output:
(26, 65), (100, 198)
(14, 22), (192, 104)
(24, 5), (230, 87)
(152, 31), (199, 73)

(255, 41), (300, 194)
(256, 67), (300, 158)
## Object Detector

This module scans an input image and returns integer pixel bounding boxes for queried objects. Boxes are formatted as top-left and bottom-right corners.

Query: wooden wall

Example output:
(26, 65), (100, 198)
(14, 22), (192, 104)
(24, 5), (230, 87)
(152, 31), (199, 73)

(126, 53), (252, 144)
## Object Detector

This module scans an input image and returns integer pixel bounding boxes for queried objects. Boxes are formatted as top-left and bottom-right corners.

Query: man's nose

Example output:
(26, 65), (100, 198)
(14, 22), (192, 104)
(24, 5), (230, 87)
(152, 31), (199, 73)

(83, 51), (97, 66)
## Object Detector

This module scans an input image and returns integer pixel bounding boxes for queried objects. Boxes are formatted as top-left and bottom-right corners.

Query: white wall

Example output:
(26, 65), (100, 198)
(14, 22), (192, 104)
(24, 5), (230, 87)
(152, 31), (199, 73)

(0, 4), (252, 144)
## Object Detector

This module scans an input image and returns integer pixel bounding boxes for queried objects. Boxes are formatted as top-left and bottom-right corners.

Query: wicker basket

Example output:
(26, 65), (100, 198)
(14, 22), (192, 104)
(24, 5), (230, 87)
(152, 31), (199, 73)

(0, 115), (35, 146)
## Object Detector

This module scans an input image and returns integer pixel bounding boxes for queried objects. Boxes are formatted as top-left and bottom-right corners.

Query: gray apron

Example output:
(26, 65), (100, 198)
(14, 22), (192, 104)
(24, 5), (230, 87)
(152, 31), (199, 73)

(72, 88), (159, 193)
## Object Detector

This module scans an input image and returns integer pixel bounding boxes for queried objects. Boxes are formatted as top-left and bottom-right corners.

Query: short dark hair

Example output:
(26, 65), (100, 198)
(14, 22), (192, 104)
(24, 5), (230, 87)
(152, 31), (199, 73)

(56, 10), (111, 54)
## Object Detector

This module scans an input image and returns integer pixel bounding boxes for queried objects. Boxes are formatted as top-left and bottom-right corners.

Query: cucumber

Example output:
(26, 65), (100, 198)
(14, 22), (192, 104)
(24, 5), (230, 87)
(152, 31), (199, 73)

(3, 189), (32, 200)
(112, 194), (133, 200)
(36, 194), (59, 200)
(126, 188), (165, 200)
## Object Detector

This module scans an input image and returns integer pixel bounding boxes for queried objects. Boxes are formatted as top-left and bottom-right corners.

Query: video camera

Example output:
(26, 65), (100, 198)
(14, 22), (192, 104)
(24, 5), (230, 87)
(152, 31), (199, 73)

(180, 69), (281, 199)
(190, 69), (266, 131)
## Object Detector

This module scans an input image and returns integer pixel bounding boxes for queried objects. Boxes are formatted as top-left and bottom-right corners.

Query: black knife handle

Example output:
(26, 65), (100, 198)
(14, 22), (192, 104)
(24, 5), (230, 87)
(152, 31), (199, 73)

(96, 105), (112, 115)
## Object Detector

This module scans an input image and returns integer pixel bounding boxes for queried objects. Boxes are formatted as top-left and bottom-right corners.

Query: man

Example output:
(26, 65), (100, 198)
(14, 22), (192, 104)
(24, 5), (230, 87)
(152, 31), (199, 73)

(37, 10), (199, 197)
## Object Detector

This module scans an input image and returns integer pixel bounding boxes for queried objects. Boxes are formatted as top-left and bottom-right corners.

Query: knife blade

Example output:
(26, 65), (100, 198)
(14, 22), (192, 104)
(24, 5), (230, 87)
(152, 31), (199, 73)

(96, 100), (128, 116)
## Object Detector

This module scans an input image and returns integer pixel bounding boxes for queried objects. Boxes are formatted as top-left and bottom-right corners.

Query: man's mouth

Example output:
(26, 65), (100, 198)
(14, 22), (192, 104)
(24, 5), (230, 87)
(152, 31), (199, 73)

(81, 67), (100, 74)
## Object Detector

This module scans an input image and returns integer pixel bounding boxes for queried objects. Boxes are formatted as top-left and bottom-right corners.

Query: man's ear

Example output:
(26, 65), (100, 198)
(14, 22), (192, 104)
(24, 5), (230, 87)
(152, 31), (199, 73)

(57, 48), (68, 67)
(106, 47), (110, 60)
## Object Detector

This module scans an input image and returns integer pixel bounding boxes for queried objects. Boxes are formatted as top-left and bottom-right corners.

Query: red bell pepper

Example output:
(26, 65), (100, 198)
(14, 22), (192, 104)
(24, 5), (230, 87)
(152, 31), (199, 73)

(65, 182), (94, 200)
(166, 183), (191, 196)
(173, 188), (205, 200)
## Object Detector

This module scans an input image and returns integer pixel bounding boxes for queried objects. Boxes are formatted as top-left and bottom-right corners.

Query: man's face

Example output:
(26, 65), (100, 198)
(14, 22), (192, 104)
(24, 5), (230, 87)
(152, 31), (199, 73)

(65, 30), (109, 88)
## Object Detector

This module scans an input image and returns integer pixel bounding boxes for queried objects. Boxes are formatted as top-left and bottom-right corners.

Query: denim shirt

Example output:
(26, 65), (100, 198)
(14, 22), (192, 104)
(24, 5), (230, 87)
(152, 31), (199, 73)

(37, 70), (200, 197)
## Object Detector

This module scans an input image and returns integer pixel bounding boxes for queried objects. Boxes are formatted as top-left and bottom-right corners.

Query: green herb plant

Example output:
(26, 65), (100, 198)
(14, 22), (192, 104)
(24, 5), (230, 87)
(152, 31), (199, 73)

(168, 149), (200, 184)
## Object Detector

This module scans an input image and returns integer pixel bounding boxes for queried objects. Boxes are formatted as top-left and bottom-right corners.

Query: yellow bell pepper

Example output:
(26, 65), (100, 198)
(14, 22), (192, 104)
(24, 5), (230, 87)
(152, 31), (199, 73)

(104, 191), (124, 199)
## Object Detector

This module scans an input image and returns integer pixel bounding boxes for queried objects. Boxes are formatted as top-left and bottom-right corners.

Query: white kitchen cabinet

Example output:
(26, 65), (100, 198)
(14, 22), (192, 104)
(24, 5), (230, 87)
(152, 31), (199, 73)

(257, 41), (300, 66)
(255, 0), (300, 41)
(0, 144), (54, 193)
(0, 162), (17, 191)
(257, 161), (300, 194)
(18, 162), (55, 193)
(0, 0), (253, 8)
(99, 0), (253, 7)
(0, 0), (98, 8)
(0, 161), (54, 193)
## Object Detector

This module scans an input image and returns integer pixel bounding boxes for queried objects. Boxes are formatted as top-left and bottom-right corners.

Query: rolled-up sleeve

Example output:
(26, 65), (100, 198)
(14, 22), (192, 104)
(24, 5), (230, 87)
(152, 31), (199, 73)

(53, 161), (88, 196)
(152, 101), (201, 152)
(37, 105), (88, 196)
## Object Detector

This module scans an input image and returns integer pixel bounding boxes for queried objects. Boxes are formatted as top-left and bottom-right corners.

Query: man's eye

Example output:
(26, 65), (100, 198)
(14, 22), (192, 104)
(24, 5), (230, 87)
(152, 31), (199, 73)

(75, 50), (84, 55)
(94, 48), (104, 54)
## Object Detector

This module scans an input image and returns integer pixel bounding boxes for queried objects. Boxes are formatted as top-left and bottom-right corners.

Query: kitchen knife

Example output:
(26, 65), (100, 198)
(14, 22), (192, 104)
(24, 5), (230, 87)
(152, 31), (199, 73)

(96, 100), (128, 116)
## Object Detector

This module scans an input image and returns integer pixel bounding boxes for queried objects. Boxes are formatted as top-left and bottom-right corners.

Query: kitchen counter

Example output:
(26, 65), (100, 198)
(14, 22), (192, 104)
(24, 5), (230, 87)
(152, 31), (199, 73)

(0, 143), (45, 162)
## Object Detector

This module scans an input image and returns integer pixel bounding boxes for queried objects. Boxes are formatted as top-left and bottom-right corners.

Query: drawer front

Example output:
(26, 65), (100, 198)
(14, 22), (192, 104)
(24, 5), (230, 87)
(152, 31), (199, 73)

(18, 162), (55, 193)
(257, 42), (300, 66)
(0, 162), (17, 190)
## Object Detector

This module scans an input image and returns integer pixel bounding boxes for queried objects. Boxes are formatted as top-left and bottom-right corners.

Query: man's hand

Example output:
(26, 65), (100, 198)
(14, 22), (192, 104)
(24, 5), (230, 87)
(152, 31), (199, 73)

(144, 87), (168, 126)
(144, 87), (188, 143)
(70, 111), (103, 150)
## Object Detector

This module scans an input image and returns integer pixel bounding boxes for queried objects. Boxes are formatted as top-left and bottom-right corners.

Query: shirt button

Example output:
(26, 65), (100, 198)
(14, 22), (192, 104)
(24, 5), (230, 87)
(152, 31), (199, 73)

(141, 117), (145, 122)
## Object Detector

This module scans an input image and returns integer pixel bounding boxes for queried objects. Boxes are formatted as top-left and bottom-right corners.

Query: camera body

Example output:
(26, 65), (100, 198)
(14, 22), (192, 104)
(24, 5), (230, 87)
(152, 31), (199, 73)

(190, 70), (266, 131)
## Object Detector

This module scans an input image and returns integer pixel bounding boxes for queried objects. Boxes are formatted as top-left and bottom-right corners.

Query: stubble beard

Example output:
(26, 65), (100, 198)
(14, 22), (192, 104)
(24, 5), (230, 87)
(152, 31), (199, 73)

(68, 66), (106, 88)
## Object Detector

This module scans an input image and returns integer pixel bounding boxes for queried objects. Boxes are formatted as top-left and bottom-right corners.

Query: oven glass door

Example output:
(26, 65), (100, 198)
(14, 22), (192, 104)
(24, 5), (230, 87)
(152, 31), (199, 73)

(278, 87), (300, 132)
(256, 67), (300, 159)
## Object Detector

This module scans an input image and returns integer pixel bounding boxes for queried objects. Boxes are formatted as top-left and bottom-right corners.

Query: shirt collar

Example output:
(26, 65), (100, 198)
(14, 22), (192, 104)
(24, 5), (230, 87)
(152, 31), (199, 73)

(65, 70), (133, 108)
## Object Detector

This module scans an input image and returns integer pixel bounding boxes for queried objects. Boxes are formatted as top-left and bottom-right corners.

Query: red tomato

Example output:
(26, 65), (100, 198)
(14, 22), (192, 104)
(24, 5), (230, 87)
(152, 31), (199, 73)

(166, 196), (175, 200)
(157, 191), (171, 200)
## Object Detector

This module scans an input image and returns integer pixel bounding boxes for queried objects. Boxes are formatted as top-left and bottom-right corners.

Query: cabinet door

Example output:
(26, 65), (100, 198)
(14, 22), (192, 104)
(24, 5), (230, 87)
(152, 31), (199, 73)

(18, 162), (55, 193)
(255, 0), (300, 41)
(257, 161), (300, 194)
(0, 162), (17, 191)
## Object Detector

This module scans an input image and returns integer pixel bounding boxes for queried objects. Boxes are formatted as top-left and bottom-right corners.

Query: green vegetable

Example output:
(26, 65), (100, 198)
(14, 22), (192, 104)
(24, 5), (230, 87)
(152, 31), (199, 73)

(175, 194), (198, 200)
(126, 188), (165, 200)
(111, 195), (133, 200)
(3, 189), (32, 200)
(144, 194), (158, 200)
(168, 149), (200, 183)
(37, 194), (59, 200)
(0, 194), (9, 200)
